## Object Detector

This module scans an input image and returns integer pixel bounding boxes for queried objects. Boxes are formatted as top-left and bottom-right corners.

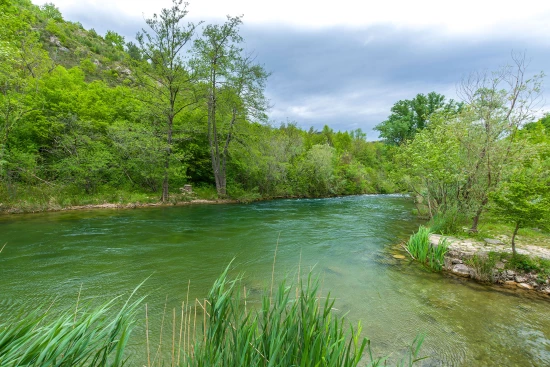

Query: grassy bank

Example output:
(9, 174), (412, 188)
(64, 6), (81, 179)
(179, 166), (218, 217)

(0, 183), (238, 214)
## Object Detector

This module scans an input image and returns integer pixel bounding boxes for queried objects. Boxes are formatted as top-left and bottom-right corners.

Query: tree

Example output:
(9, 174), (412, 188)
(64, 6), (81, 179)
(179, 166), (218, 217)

(39, 2), (63, 21)
(105, 30), (125, 51)
(457, 53), (544, 232)
(490, 167), (550, 255)
(0, 4), (51, 183)
(396, 111), (467, 218)
(135, 0), (198, 202)
(538, 113), (550, 130)
(375, 92), (460, 145)
(295, 144), (336, 196)
(125, 41), (142, 61)
(194, 16), (268, 196)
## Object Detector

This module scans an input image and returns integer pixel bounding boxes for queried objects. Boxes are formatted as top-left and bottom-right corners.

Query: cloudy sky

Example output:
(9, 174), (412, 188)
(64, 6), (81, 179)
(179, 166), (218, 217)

(33, 0), (550, 139)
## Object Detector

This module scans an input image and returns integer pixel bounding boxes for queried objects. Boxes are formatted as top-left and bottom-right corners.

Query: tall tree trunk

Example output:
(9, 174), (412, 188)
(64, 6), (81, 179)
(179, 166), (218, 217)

(162, 115), (173, 202)
(470, 197), (488, 232)
(208, 66), (226, 197)
(511, 221), (520, 256)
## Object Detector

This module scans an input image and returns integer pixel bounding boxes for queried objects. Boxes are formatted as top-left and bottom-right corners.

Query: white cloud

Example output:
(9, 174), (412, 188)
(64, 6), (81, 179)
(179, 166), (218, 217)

(35, 0), (550, 38)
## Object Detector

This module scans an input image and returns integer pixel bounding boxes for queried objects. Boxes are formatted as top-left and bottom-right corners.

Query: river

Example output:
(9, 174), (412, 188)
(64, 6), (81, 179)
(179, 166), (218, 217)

(1, 195), (549, 366)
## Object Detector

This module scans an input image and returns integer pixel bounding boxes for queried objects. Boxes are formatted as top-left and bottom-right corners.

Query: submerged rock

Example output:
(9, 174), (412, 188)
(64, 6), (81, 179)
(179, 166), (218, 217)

(517, 283), (533, 290)
(503, 281), (517, 288)
(392, 254), (406, 259)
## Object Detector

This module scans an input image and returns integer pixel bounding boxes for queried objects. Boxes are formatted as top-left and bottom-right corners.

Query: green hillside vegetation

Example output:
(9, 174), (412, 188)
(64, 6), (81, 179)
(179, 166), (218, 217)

(0, 0), (399, 212)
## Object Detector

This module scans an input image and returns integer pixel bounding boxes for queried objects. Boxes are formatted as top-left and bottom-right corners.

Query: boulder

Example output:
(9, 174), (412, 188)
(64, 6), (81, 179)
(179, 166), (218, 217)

(451, 258), (463, 265)
(451, 264), (471, 277)
(505, 270), (516, 278)
(484, 238), (504, 245)
(49, 35), (61, 46)
(514, 276), (528, 283)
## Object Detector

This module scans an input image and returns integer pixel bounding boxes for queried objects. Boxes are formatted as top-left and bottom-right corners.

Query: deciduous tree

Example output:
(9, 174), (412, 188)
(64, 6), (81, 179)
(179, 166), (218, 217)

(375, 92), (460, 145)
(135, 0), (198, 201)
(193, 16), (268, 196)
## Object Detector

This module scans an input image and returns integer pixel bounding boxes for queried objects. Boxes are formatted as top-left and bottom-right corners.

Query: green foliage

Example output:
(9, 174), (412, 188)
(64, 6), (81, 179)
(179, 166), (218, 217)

(375, 92), (461, 145)
(506, 254), (550, 277)
(104, 30), (124, 50)
(0, 0), (407, 209)
(295, 144), (337, 196)
(429, 238), (449, 272)
(407, 226), (431, 263)
(182, 266), (426, 367)
(490, 158), (550, 253)
(406, 226), (448, 271)
(0, 290), (143, 367)
(464, 252), (499, 282)
(428, 206), (469, 235)
(39, 2), (63, 21)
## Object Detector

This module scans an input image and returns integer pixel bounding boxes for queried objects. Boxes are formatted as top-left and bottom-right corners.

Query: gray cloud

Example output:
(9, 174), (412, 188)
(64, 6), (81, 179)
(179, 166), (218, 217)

(240, 25), (550, 139)
(59, 6), (550, 140)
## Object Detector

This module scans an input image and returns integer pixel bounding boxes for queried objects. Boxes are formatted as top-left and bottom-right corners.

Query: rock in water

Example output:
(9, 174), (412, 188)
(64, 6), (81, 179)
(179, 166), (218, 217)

(451, 264), (471, 277)
(517, 283), (533, 290)
(392, 254), (406, 259)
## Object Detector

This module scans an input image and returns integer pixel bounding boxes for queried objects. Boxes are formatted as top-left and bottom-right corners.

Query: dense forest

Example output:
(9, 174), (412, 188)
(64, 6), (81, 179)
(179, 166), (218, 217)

(0, 0), (397, 210)
(1, 0), (549, 239)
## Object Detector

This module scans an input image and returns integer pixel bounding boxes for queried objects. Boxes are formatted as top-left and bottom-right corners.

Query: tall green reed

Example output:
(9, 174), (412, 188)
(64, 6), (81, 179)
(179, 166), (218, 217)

(153, 263), (427, 367)
(0, 287), (143, 367)
(406, 226), (449, 272)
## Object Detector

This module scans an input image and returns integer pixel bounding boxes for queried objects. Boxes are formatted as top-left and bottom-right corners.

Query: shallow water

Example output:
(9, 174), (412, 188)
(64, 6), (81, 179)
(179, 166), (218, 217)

(1, 195), (549, 366)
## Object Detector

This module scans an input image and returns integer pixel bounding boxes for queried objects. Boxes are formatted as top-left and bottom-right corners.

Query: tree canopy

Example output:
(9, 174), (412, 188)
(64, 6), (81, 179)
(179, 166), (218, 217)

(374, 92), (461, 145)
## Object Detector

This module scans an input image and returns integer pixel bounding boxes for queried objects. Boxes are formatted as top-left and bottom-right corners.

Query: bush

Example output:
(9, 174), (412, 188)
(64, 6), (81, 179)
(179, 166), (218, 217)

(428, 207), (469, 235)
(506, 254), (550, 277)
(465, 252), (499, 282)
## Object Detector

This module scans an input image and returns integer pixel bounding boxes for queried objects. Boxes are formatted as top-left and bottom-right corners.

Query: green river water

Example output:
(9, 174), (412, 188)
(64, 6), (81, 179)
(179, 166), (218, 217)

(1, 195), (549, 366)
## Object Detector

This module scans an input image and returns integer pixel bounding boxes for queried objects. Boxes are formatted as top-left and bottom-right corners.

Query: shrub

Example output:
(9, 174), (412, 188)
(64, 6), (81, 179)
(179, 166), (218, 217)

(506, 254), (550, 278)
(428, 207), (469, 235)
(465, 252), (499, 282)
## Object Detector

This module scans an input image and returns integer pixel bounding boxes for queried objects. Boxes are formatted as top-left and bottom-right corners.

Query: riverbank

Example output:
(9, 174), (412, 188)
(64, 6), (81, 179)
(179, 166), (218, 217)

(430, 234), (550, 296)
(0, 197), (240, 215)
(0, 189), (397, 216)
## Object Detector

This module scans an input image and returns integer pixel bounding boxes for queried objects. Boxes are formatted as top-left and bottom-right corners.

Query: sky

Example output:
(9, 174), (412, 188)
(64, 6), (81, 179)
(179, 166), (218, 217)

(33, 0), (550, 140)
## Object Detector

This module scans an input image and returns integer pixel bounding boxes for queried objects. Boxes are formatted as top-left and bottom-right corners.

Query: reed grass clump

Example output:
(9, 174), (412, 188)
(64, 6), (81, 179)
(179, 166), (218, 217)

(149, 265), (427, 367)
(0, 266), (427, 367)
(0, 290), (143, 367)
(406, 226), (449, 271)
